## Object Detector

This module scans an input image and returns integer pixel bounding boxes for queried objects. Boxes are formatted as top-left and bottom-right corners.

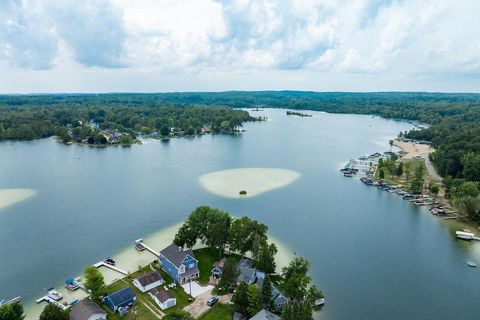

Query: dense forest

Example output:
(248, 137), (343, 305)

(1, 92), (480, 181)
(0, 96), (255, 144)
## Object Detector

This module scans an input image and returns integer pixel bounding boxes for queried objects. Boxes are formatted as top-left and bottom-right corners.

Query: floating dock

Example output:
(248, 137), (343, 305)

(35, 296), (72, 311)
(93, 261), (128, 275)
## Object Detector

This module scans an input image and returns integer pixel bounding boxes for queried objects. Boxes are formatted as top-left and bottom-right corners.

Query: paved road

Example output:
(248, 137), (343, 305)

(421, 153), (442, 181)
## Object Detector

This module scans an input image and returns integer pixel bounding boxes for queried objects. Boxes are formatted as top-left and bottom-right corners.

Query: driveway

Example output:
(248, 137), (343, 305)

(183, 290), (233, 319)
(181, 281), (214, 298)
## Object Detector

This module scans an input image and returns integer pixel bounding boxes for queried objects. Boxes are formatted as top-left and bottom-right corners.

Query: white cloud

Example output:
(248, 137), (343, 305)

(1, 0), (480, 92)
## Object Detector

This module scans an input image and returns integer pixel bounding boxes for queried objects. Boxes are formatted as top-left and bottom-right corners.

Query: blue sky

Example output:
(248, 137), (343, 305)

(0, 0), (479, 93)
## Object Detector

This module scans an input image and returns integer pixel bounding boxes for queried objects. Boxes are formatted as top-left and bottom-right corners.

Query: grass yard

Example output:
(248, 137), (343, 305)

(151, 264), (192, 314)
(193, 247), (223, 285)
(199, 303), (235, 320)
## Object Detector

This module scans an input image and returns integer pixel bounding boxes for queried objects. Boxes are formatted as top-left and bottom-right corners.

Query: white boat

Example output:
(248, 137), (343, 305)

(47, 288), (63, 301)
(467, 262), (477, 268)
(456, 231), (475, 240)
(315, 298), (325, 306)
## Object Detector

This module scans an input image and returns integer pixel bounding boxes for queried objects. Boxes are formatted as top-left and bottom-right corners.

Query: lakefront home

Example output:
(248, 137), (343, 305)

(70, 299), (106, 320)
(133, 270), (164, 292)
(159, 243), (200, 283)
(103, 287), (136, 313)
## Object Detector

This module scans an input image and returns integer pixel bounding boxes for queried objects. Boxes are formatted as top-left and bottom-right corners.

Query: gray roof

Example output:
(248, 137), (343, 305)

(151, 289), (174, 303)
(135, 271), (163, 287)
(70, 299), (106, 320)
(181, 267), (199, 277)
(249, 309), (280, 320)
(160, 244), (196, 268)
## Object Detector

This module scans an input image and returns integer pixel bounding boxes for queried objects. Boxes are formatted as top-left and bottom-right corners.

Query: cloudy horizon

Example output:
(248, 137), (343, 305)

(1, 0), (479, 93)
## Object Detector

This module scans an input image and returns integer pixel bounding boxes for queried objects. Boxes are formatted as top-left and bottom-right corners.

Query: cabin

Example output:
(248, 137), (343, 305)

(237, 259), (258, 285)
(70, 299), (106, 320)
(211, 257), (227, 280)
(159, 243), (199, 283)
(255, 272), (288, 312)
(149, 288), (176, 310)
(103, 287), (136, 313)
(133, 271), (164, 292)
(249, 309), (280, 320)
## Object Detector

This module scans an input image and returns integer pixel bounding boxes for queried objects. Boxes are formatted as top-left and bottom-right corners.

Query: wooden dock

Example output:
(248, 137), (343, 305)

(93, 261), (128, 275)
(137, 240), (158, 257)
(35, 296), (71, 311)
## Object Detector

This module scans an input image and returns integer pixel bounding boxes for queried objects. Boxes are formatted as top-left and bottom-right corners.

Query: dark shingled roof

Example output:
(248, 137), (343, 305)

(106, 287), (135, 306)
(70, 299), (106, 320)
(159, 243), (196, 268)
(150, 288), (174, 303)
(135, 271), (163, 287)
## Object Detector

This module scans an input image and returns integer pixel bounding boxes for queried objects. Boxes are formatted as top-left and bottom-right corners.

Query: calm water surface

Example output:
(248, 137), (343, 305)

(1, 109), (479, 319)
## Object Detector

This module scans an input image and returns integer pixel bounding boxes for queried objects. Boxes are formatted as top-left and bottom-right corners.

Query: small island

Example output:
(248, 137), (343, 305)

(286, 110), (312, 117)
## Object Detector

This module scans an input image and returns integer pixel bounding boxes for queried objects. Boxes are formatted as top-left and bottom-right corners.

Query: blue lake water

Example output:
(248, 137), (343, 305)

(0, 109), (479, 319)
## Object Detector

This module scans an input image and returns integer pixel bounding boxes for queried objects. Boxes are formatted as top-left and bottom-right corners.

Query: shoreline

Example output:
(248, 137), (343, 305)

(24, 222), (294, 320)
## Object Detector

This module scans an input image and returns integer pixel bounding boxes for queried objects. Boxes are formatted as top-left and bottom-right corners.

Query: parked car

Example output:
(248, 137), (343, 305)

(207, 296), (219, 306)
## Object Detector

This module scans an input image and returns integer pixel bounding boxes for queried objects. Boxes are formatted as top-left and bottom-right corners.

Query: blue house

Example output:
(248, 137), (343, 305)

(159, 244), (199, 283)
(103, 287), (136, 313)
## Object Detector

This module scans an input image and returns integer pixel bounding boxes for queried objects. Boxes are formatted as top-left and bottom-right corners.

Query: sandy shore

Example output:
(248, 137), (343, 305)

(199, 168), (300, 198)
(0, 188), (36, 211)
(393, 139), (434, 160)
(25, 222), (294, 319)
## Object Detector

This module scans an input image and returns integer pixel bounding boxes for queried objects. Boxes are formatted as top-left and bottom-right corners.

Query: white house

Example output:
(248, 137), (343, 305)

(133, 271), (164, 293)
(149, 289), (176, 310)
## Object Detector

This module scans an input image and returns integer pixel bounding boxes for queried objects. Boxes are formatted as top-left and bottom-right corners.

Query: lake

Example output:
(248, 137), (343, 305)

(1, 109), (479, 319)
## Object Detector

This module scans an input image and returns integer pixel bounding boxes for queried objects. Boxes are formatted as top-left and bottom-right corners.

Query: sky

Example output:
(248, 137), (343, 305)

(0, 0), (479, 93)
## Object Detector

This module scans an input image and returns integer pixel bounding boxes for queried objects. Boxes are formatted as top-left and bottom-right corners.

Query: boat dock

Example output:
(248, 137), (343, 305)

(93, 261), (128, 275)
(35, 296), (71, 311)
(135, 239), (158, 257)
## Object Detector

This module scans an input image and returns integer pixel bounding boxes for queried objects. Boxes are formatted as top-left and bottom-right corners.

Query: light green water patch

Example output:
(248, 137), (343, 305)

(0, 189), (36, 211)
(199, 168), (300, 198)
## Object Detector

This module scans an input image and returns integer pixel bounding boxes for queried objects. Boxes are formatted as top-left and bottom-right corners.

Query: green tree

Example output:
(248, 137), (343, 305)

(281, 258), (323, 320)
(0, 303), (25, 320)
(378, 158), (384, 167)
(378, 169), (385, 179)
(396, 162), (403, 177)
(247, 285), (261, 317)
(410, 165), (425, 194)
(84, 266), (106, 301)
(160, 125), (171, 136)
(219, 257), (239, 288)
(442, 175), (454, 199)
(232, 282), (249, 315)
(428, 181), (440, 196)
(256, 243), (278, 274)
(462, 153), (480, 181)
(261, 274), (274, 311)
(457, 181), (480, 198)
(404, 162), (411, 182)
(39, 304), (68, 320)
(455, 196), (480, 223)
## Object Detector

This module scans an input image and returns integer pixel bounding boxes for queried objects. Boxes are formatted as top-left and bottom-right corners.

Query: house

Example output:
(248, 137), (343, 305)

(211, 257), (227, 280)
(159, 243), (199, 283)
(237, 259), (258, 285)
(249, 309), (280, 320)
(70, 299), (106, 320)
(149, 288), (176, 310)
(133, 270), (164, 293)
(238, 260), (288, 313)
(103, 287), (136, 313)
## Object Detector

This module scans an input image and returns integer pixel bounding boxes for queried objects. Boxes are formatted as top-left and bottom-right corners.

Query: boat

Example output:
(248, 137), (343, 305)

(104, 257), (116, 266)
(315, 298), (325, 306)
(134, 239), (145, 251)
(47, 288), (63, 301)
(65, 278), (80, 291)
(344, 172), (354, 177)
(456, 231), (475, 240)
(467, 262), (477, 268)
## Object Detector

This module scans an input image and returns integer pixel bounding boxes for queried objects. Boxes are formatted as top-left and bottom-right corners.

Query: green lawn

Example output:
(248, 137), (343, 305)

(100, 263), (194, 319)
(193, 247), (223, 285)
(199, 304), (235, 320)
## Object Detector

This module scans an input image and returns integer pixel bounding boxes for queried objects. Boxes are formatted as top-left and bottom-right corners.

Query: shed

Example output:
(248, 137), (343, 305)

(103, 287), (136, 313)
(149, 288), (176, 310)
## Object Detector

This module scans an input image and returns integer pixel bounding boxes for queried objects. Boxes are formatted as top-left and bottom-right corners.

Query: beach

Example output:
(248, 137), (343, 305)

(0, 189), (36, 211)
(393, 139), (434, 160)
(199, 168), (300, 198)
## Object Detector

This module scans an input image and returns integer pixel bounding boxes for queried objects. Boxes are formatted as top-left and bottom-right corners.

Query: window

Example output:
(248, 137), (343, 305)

(189, 263), (195, 268)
